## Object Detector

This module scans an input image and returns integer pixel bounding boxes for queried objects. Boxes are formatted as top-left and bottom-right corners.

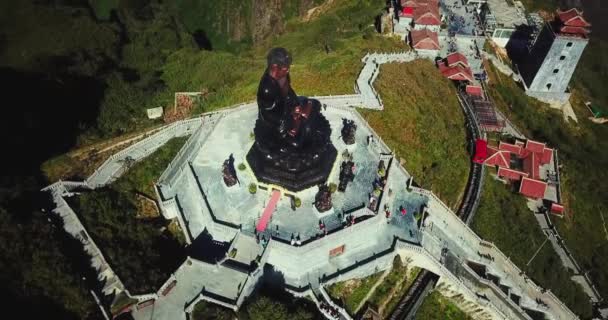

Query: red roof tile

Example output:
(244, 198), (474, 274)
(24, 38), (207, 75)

(519, 178), (547, 199)
(439, 65), (473, 82)
(410, 29), (439, 50)
(551, 203), (565, 215)
(466, 85), (483, 97)
(523, 152), (541, 180)
(557, 8), (590, 27)
(414, 6), (441, 25)
(525, 140), (546, 154)
(560, 26), (589, 35)
(498, 167), (528, 181)
(541, 148), (553, 165)
(485, 150), (511, 168)
(498, 142), (522, 155)
(401, 7), (414, 17)
(402, 0), (439, 7)
(446, 52), (469, 68)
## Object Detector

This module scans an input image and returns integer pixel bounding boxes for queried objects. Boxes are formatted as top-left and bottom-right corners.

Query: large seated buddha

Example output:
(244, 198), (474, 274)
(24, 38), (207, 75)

(246, 48), (337, 191)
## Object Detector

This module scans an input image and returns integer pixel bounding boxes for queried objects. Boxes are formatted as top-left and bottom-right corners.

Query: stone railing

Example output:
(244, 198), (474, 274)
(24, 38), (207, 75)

(397, 241), (510, 319)
(86, 118), (201, 188)
(414, 184), (579, 319)
(319, 285), (353, 320)
(459, 262), (534, 320)
(48, 187), (125, 296)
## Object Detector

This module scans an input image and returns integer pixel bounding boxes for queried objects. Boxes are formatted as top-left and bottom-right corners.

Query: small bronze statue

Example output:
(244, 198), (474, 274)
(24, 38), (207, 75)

(222, 154), (238, 187)
(338, 160), (355, 192)
(341, 118), (357, 145)
(314, 184), (333, 212)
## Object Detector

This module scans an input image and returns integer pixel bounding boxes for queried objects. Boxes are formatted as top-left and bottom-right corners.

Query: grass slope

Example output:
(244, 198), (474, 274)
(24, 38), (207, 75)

(473, 59), (603, 317)
(361, 62), (470, 209)
(416, 291), (473, 320)
(472, 171), (592, 317)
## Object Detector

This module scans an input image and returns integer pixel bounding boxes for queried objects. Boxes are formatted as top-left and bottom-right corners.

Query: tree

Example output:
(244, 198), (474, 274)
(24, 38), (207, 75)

(247, 296), (289, 320)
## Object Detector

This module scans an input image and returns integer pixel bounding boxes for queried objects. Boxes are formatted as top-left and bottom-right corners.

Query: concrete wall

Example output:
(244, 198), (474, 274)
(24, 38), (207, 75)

(528, 35), (588, 95)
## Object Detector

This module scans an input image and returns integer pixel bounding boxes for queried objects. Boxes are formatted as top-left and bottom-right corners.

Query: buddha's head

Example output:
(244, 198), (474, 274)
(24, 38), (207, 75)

(267, 47), (292, 80)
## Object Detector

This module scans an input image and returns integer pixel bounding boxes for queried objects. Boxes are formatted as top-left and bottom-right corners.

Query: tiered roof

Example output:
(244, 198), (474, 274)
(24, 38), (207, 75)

(437, 52), (474, 82)
(413, 6), (441, 26)
(556, 8), (591, 37)
(446, 52), (469, 68)
(410, 29), (440, 50)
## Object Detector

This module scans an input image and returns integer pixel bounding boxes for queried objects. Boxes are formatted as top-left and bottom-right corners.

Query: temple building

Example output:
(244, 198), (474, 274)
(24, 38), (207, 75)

(517, 8), (591, 103)
(480, 139), (564, 215)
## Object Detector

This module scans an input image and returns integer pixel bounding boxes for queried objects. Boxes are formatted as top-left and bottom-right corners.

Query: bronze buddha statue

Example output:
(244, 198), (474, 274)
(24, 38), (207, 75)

(246, 48), (337, 191)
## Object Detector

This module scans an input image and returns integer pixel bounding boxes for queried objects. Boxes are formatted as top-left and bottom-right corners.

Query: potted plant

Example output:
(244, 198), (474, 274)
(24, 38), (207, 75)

(329, 182), (338, 193)
(249, 183), (257, 194)
(294, 197), (302, 208)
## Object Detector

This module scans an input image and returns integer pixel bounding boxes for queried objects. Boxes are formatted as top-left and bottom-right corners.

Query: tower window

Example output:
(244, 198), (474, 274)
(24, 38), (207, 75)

(553, 69), (559, 74)
(566, 42), (573, 47)
(560, 56), (566, 61)
(546, 83), (552, 90)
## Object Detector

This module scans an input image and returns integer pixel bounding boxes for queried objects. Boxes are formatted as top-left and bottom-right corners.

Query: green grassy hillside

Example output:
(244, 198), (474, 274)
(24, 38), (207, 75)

(362, 62), (470, 209)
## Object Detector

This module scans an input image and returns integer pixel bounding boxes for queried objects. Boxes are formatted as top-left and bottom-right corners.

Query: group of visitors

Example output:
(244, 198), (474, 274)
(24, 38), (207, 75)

(384, 203), (408, 223)
(319, 302), (340, 319)
(256, 234), (269, 248)
(290, 233), (302, 246)
(368, 160), (387, 211)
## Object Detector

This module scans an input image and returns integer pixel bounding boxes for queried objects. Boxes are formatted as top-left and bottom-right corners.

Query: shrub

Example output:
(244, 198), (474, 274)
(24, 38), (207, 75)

(249, 183), (257, 194)
(294, 197), (302, 208)
(329, 183), (337, 193)
(238, 163), (246, 171)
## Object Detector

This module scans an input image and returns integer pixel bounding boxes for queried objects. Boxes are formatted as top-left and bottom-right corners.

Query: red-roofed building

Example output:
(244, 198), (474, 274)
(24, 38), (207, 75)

(484, 147), (511, 168)
(410, 29), (440, 52)
(557, 8), (591, 28)
(498, 142), (522, 155)
(445, 52), (469, 69)
(486, 138), (564, 211)
(525, 140), (545, 154)
(401, 0), (439, 9)
(541, 147), (553, 165)
(498, 167), (528, 181)
(551, 203), (565, 215)
(438, 64), (473, 82)
(397, 0), (440, 33)
(466, 85), (483, 98)
(519, 178), (547, 199)
(401, 6), (414, 17)
(523, 152), (540, 180)
(413, 6), (441, 31)
(559, 25), (590, 36)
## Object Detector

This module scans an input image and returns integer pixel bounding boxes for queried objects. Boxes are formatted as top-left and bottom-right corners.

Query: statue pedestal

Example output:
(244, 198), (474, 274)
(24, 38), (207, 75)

(246, 99), (337, 192)
(314, 206), (334, 219)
